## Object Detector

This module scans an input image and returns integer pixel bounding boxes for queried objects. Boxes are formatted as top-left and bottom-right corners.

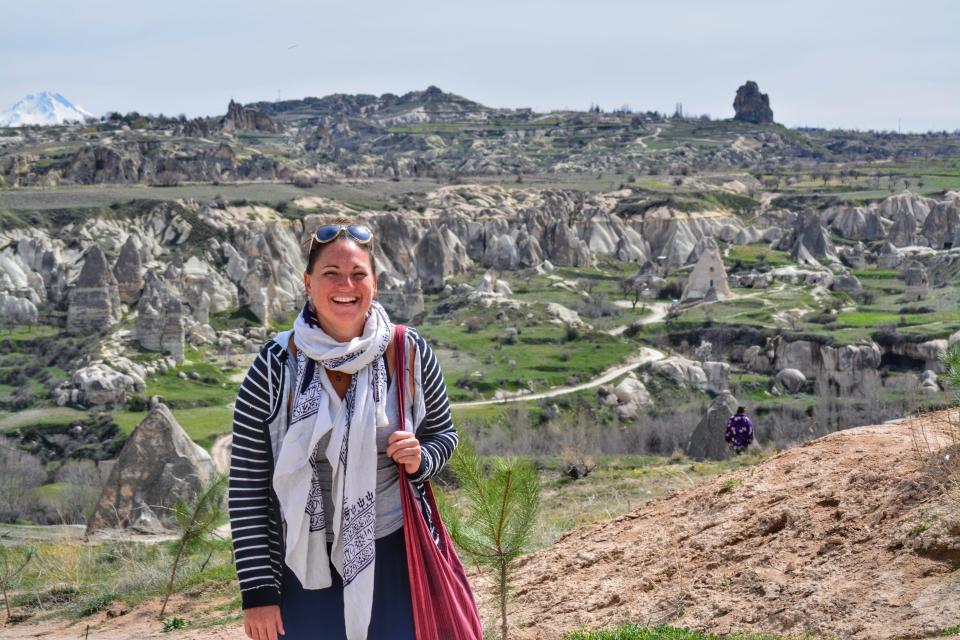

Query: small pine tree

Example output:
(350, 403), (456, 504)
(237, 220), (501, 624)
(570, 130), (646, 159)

(159, 473), (228, 619)
(439, 439), (540, 640)
(941, 343), (960, 404)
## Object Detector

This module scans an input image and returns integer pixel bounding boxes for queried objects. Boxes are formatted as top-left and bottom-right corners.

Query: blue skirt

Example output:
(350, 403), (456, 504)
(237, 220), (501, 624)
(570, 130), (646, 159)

(280, 528), (415, 640)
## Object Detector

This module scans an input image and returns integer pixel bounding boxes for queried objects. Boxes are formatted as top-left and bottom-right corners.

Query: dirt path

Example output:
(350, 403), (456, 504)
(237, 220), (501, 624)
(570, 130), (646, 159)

(606, 301), (670, 336)
(452, 346), (665, 408)
(635, 126), (662, 149)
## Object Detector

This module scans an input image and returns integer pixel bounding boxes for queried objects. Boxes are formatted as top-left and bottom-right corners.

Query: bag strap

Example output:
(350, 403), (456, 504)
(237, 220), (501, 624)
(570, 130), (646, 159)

(287, 333), (298, 410)
(393, 324), (408, 434)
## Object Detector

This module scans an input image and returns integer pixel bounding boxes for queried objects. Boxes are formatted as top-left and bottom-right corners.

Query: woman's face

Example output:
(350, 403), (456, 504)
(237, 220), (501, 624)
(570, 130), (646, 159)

(303, 238), (377, 342)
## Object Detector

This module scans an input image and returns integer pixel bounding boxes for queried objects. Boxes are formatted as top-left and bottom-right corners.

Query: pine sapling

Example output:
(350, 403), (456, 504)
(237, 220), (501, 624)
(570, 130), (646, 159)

(159, 472), (227, 619)
(439, 439), (540, 640)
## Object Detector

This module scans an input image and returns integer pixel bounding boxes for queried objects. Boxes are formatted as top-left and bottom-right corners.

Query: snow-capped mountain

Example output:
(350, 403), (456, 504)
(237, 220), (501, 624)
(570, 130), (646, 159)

(0, 92), (94, 127)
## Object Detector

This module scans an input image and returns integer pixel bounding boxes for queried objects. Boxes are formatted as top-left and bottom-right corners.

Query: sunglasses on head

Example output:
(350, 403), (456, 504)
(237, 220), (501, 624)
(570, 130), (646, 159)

(313, 224), (373, 245)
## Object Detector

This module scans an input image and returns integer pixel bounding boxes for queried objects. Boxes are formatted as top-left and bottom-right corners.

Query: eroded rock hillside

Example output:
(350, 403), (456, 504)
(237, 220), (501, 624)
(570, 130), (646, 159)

(492, 412), (960, 639)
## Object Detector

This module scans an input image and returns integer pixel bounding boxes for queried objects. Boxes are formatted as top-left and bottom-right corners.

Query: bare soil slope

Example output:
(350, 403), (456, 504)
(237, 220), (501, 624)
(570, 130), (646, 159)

(496, 413), (960, 639)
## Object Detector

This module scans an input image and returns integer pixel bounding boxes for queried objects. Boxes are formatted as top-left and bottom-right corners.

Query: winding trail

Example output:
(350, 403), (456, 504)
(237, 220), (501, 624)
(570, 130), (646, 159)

(451, 345), (665, 408)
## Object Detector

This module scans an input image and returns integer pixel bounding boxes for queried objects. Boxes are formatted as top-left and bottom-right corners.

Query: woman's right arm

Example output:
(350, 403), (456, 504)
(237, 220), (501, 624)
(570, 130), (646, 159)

(229, 342), (285, 638)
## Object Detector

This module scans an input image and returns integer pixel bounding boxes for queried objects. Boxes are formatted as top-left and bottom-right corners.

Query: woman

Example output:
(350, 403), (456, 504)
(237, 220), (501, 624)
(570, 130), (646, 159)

(228, 218), (458, 640)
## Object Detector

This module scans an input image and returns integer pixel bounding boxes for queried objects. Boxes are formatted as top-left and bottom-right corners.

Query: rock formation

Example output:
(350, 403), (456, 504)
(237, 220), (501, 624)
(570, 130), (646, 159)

(87, 404), (217, 532)
(113, 236), (144, 305)
(68, 363), (143, 406)
(685, 391), (741, 460)
(787, 211), (837, 265)
(415, 226), (472, 292)
(681, 238), (732, 302)
(921, 198), (960, 250)
(901, 260), (929, 301)
(0, 293), (38, 324)
(67, 245), (121, 334)
(220, 99), (280, 133)
(136, 269), (185, 362)
(733, 81), (774, 124)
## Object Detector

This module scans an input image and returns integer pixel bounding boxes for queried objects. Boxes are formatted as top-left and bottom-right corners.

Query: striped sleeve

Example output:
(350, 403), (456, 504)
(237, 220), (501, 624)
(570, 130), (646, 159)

(407, 328), (458, 484)
(229, 341), (285, 609)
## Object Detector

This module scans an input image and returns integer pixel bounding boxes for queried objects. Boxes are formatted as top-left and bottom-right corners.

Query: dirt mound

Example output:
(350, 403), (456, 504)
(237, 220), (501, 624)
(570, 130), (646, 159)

(496, 412), (960, 639)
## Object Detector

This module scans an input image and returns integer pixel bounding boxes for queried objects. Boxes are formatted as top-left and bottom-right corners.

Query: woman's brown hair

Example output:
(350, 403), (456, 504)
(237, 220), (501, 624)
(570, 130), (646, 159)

(304, 216), (377, 274)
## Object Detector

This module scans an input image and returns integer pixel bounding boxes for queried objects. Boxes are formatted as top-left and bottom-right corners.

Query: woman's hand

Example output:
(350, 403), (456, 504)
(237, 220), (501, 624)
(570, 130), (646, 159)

(387, 431), (422, 474)
(243, 605), (285, 640)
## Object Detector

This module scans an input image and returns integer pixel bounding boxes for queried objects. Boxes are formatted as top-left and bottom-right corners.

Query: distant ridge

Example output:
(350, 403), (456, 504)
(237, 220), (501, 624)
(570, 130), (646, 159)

(0, 92), (94, 127)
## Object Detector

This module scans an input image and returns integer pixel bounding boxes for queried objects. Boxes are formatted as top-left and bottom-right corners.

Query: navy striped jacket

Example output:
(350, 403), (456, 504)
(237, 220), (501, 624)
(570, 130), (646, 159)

(228, 327), (458, 609)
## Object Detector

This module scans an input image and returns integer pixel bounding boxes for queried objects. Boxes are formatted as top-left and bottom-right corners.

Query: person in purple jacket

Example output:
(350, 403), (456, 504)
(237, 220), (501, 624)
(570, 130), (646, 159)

(725, 406), (753, 454)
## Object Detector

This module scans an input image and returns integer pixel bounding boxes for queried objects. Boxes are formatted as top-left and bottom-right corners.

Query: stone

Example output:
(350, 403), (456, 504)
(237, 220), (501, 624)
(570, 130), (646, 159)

(681, 238), (732, 302)
(733, 81), (773, 124)
(87, 404), (217, 532)
(920, 369), (940, 394)
(831, 274), (863, 295)
(377, 274), (425, 322)
(901, 261), (929, 301)
(546, 302), (588, 328)
(650, 356), (708, 390)
(789, 212), (837, 265)
(685, 391), (741, 460)
(415, 226), (472, 292)
(113, 236), (143, 305)
(0, 293), (38, 324)
(220, 100), (279, 133)
(877, 241), (903, 269)
(613, 373), (651, 406)
(920, 198), (960, 250)
(775, 368), (807, 394)
(135, 270), (185, 362)
(70, 363), (138, 406)
(703, 361), (731, 393)
(67, 245), (121, 334)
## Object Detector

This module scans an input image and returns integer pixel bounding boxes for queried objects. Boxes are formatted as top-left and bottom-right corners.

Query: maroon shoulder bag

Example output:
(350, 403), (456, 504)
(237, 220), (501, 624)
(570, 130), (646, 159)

(392, 324), (483, 640)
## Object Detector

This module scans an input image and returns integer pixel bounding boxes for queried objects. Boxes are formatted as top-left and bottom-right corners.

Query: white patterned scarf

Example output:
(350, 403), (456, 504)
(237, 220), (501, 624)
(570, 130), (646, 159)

(273, 301), (392, 640)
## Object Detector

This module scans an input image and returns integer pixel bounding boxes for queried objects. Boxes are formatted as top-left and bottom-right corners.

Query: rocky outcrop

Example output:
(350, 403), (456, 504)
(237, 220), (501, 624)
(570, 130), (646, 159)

(87, 404), (217, 532)
(787, 212), (837, 265)
(771, 337), (882, 397)
(733, 81), (773, 124)
(702, 361), (730, 393)
(650, 356), (708, 390)
(0, 293), (38, 324)
(220, 100), (280, 133)
(67, 363), (143, 407)
(685, 391), (741, 460)
(827, 206), (885, 242)
(67, 245), (121, 334)
(921, 198), (960, 250)
(113, 236), (144, 305)
(681, 237), (731, 302)
(415, 226), (472, 292)
(775, 368), (807, 393)
(377, 274), (425, 322)
(136, 269), (185, 362)
(890, 339), (947, 373)
(901, 260), (929, 301)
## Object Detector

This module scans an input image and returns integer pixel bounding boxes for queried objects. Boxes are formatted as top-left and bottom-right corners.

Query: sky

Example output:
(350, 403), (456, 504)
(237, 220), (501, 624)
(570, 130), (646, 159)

(1, 0), (957, 132)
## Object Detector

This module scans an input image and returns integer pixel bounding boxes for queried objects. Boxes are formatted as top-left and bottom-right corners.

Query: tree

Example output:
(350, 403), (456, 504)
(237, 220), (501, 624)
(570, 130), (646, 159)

(439, 440), (540, 640)
(159, 473), (227, 619)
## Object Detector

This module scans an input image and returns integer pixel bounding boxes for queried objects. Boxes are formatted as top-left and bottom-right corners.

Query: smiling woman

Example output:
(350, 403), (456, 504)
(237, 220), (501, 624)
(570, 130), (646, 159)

(228, 216), (463, 640)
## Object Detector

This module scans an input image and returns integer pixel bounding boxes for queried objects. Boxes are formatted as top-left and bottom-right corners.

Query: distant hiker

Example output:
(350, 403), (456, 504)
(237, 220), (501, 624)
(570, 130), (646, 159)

(725, 406), (753, 454)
